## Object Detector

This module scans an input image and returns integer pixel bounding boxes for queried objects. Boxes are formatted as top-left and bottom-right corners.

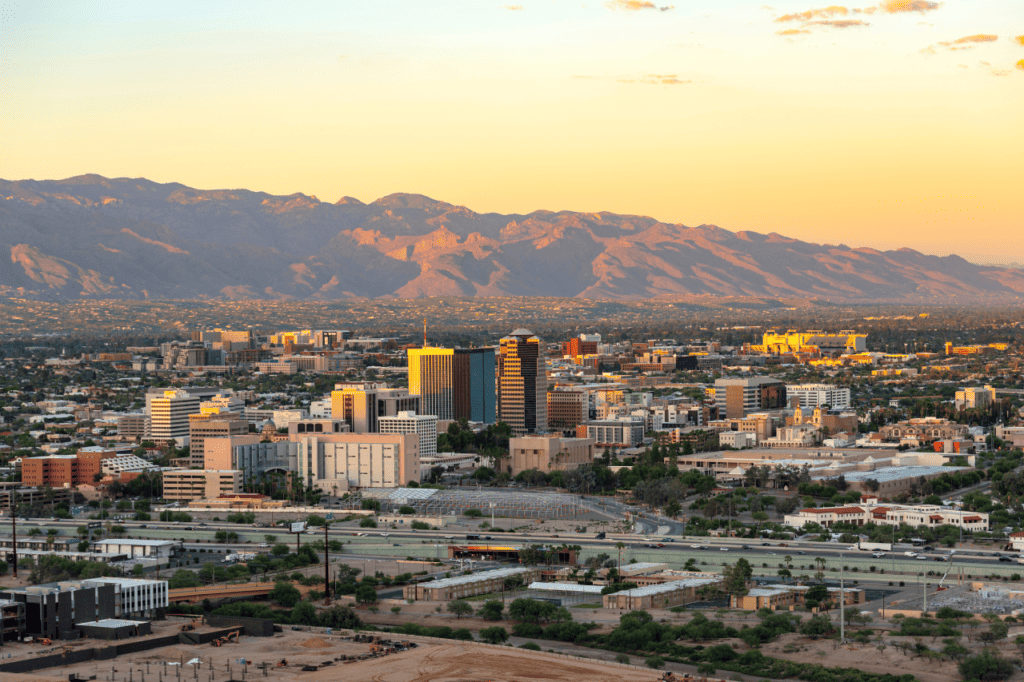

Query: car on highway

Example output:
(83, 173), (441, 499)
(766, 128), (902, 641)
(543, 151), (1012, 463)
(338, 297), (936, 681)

(761, 542), (770, 546)
(690, 543), (703, 549)
(916, 555), (929, 561)
(741, 544), (751, 549)
(259, 543), (269, 548)
(380, 532), (390, 537)
(720, 547), (729, 552)
(999, 556), (1013, 562)
(904, 551), (917, 557)
(797, 551), (806, 555)
(933, 556), (948, 561)
(872, 552), (886, 558)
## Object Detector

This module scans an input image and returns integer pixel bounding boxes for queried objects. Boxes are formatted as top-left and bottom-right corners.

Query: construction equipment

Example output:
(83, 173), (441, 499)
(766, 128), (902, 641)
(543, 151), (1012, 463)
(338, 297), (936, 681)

(38, 638), (52, 646)
(225, 630), (239, 643)
(277, 659), (288, 667)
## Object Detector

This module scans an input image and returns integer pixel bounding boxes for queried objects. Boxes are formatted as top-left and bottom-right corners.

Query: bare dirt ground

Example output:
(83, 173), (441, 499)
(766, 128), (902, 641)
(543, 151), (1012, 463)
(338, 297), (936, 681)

(306, 641), (671, 682)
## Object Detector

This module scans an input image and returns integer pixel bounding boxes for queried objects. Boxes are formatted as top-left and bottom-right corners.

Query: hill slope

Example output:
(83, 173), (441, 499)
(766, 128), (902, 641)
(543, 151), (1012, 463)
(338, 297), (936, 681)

(1, 174), (1020, 302)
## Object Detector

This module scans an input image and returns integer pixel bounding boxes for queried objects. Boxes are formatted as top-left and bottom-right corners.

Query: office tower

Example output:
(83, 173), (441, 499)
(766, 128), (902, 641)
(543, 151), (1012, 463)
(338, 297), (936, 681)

(408, 347), (496, 423)
(714, 377), (787, 419)
(378, 411), (438, 461)
(784, 384), (852, 411)
(498, 329), (547, 436)
(188, 412), (249, 468)
(149, 389), (201, 443)
(330, 384), (420, 433)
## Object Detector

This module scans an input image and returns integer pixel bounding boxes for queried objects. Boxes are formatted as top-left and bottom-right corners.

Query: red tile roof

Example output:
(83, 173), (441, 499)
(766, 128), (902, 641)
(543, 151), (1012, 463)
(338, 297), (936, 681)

(964, 516), (983, 522)
(929, 515), (943, 521)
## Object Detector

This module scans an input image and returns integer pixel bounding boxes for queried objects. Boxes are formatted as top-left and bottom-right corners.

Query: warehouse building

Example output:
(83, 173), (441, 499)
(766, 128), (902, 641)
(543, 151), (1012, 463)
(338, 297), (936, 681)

(404, 566), (541, 602)
(77, 619), (152, 640)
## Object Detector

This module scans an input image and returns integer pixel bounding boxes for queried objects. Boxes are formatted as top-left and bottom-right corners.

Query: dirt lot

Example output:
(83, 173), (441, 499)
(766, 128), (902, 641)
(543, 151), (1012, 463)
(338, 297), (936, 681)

(21, 629), (376, 682)
(305, 641), (671, 682)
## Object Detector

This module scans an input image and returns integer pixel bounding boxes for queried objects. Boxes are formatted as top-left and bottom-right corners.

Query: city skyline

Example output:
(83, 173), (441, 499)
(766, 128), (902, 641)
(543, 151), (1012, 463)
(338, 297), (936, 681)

(2, 1), (1022, 262)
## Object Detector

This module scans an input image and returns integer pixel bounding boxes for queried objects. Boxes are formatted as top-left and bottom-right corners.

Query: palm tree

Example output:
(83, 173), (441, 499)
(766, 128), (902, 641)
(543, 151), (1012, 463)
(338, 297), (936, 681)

(616, 541), (625, 571)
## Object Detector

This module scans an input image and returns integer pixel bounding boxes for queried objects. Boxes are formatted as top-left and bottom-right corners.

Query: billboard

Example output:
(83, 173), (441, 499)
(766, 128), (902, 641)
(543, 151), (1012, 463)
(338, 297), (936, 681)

(290, 522), (307, 534)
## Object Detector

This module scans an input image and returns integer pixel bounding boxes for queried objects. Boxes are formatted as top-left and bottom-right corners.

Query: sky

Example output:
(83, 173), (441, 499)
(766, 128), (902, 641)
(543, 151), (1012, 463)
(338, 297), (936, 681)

(2, 1), (1022, 262)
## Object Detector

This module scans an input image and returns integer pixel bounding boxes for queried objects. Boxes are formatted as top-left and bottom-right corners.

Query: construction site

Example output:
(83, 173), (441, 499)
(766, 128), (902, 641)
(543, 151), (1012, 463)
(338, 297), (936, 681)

(0, 620), (683, 682)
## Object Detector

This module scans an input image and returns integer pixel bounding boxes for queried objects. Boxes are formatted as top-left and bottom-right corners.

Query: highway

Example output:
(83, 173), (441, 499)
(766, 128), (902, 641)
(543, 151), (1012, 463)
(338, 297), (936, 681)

(17, 516), (1023, 579)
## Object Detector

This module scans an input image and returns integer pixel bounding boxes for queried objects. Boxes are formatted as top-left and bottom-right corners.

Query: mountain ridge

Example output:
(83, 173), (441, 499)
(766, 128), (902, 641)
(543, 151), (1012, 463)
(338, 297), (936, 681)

(1, 174), (1021, 303)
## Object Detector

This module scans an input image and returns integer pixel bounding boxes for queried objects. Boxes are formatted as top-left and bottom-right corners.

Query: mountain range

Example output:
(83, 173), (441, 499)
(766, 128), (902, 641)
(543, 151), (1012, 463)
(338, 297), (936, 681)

(2, 174), (1021, 303)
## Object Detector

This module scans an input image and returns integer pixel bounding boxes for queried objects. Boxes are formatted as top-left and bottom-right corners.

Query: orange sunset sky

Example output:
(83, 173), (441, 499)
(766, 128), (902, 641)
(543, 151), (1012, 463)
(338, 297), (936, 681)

(2, 1), (1022, 262)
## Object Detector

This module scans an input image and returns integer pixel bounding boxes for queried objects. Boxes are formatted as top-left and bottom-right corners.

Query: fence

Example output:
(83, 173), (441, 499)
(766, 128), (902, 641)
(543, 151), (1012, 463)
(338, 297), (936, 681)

(0, 633), (182, 675)
(206, 615), (275, 637)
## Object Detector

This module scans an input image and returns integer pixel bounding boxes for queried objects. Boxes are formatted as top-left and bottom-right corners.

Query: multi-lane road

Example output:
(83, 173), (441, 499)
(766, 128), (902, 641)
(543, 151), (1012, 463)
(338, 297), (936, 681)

(20, 516), (1023, 579)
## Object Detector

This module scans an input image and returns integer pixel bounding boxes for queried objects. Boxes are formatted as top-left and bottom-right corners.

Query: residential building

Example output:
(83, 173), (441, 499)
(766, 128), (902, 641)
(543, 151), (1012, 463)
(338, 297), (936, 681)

(188, 412), (248, 468)
(498, 329), (547, 436)
(378, 411), (439, 463)
(603, 579), (722, 610)
(408, 347), (496, 423)
(714, 377), (787, 419)
(577, 418), (645, 448)
(162, 469), (243, 501)
(785, 384), (852, 410)
(330, 384), (420, 433)
(149, 389), (201, 444)
(294, 432), (420, 493)
(509, 434), (595, 475)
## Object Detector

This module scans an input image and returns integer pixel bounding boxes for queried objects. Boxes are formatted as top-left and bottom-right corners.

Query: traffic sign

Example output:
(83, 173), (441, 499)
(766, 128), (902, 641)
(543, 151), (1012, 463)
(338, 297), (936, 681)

(326, 513), (333, 521)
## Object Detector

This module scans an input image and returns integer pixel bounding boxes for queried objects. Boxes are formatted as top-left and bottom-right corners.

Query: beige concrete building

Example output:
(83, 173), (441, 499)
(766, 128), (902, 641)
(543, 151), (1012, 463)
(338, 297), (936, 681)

(163, 469), (243, 501)
(188, 412), (248, 468)
(784, 499), (988, 531)
(295, 432), (420, 493)
(509, 434), (596, 475)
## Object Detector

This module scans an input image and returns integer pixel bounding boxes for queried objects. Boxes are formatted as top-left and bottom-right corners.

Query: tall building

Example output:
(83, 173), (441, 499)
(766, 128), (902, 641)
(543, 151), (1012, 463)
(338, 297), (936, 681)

(498, 329), (547, 436)
(547, 389), (588, 430)
(714, 377), (787, 419)
(22, 450), (117, 487)
(188, 412), (249, 468)
(330, 385), (420, 433)
(561, 334), (600, 358)
(785, 384), (851, 411)
(378, 411), (438, 463)
(149, 389), (202, 443)
(408, 347), (496, 423)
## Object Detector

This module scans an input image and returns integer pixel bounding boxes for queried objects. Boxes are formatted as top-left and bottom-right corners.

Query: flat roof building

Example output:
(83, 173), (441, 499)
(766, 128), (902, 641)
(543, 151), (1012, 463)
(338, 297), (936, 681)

(163, 469), (243, 501)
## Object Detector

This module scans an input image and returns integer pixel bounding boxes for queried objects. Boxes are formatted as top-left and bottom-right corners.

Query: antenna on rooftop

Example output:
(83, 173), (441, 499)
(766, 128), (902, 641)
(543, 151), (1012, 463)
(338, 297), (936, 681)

(423, 318), (427, 348)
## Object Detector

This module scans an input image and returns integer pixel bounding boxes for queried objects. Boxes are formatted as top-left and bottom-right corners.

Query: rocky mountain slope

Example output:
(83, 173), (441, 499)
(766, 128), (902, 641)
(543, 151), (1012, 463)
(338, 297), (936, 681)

(2, 174), (1020, 302)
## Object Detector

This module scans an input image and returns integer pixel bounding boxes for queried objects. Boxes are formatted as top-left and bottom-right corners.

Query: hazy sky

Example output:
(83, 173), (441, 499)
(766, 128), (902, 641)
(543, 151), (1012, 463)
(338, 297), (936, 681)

(3, 1), (1022, 261)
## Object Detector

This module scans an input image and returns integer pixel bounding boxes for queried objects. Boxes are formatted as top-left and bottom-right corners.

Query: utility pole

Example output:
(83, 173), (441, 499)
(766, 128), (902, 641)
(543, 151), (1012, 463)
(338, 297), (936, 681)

(839, 551), (844, 643)
(923, 579), (927, 614)
(324, 513), (333, 606)
(10, 491), (18, 578)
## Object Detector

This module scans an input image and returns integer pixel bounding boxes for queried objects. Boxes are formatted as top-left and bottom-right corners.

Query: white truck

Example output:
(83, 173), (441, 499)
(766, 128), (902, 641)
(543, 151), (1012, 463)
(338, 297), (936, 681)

(858, 541), (892, 552)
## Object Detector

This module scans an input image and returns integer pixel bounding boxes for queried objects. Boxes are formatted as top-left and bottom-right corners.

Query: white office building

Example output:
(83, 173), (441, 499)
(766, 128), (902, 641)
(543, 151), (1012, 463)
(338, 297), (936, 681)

(149, 390), (201, 444)
(378, 411), (438, 462)
(785, 384), (851, 411)
(83, 578), (169, 619)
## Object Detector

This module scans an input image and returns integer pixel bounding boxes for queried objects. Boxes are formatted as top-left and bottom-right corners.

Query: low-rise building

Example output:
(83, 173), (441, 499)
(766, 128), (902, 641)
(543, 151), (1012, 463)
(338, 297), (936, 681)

(784, 499), (988, 531)
(577, 418), (645, 448)
(162, 469), (243, 501)
(509, 434), (596, 475)
(404, 566), (541, 601)
(602, 578), (722, 610)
